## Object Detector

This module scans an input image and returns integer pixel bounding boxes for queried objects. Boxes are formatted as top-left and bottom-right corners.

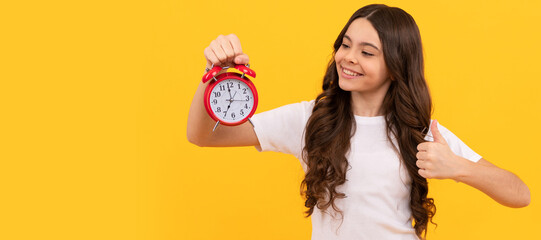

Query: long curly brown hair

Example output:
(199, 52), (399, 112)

(301, 4), (435, 239)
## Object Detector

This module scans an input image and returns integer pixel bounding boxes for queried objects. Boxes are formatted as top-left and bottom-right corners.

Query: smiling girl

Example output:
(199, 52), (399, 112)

(187, 4), (530, 240)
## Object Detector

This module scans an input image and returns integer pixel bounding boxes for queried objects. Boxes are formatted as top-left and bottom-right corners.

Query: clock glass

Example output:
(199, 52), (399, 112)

(208, 78), (255, 124)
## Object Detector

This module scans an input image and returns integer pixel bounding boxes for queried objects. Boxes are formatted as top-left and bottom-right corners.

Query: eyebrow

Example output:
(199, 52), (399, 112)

(344, 35), (380, 51)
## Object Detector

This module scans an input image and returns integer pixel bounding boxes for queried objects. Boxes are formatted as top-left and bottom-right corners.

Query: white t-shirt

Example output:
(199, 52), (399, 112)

(251, 100), (482, 240)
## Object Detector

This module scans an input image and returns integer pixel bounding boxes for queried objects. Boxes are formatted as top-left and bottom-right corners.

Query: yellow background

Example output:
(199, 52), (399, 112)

(1, 0), (539, 239)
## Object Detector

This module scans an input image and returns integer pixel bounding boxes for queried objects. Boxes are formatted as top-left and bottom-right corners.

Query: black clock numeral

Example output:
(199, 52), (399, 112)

(231, 112), (236, 119)
(216, 107), (221, 113)
(244, 103), (249, 109)
(243, 88), (247, 94)
(238, 83), (241, 89)
(212, 99), (217, 105)
(228, 82), (234, 88)
(240, 109), (244, 116)
(219, 85), (225, 91)
(213, 92), (221, 97)
(245, 95), (249, 101)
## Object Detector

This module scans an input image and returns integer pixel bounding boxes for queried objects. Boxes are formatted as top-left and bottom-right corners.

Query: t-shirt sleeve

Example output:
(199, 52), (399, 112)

(250, 101), (314, 159)
(424, 120), (482, 163)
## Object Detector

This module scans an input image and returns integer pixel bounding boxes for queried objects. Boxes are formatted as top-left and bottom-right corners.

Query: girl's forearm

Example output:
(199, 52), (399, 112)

(455, 157), (530, 208)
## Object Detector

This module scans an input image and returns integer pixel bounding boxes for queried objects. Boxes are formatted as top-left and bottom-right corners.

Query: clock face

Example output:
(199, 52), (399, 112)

(208, 78), (256, 124)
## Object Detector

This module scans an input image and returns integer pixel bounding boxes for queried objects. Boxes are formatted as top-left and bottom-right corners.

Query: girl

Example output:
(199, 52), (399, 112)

(187, 4), (530, 240)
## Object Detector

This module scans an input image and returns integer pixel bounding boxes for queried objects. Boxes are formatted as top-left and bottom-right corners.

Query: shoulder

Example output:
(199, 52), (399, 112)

(277, 100), (314, 114)
(251, 100), (314, 156)
(425, 119), (482, 162)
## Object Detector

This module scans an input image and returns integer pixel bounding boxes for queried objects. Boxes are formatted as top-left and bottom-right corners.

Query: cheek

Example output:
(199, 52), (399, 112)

(334, 49), (344, 63)
(365, 60), (388, 79)
(377, 65), (390, 80)
(377, 58), (389, 78)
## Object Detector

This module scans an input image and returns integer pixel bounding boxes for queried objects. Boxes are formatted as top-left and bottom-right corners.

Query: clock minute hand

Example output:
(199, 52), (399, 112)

(227, 84), (232, 99)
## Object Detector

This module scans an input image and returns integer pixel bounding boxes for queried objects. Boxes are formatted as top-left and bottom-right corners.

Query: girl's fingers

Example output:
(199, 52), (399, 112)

(418, 169), (429, 179)
(217, 35), (235, 63)
(416, 151), (426, 160)
(227, 34), (243, 56)
(227, 34), (249, 64)
(210, 40), (228, 66)
(204, 47), (219, 67)
(416, 160), (425, 169)
(204, 34), (248, 67)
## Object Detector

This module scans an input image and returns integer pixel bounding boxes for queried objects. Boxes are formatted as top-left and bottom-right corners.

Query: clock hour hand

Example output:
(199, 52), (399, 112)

(223, 103), (231, 118)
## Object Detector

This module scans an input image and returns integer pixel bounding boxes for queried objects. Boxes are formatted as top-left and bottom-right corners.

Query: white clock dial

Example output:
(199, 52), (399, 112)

(209, 79), (255, 123)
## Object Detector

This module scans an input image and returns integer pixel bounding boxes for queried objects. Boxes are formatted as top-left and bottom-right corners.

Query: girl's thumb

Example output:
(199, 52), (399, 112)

(234, 54), (250, 65)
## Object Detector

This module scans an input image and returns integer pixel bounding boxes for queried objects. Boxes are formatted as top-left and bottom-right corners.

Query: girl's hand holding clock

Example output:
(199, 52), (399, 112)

(203, 34), (250, 69)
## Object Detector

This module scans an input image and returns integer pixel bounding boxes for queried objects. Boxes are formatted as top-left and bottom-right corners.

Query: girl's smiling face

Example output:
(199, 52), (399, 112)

(335, 18), (390, 95)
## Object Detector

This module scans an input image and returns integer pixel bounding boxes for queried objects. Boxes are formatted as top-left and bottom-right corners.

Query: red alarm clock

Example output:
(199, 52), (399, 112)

(202, 64), (258, 131)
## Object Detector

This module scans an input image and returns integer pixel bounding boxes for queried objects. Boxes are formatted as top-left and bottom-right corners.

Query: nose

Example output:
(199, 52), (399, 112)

(345, 50), (358, 64)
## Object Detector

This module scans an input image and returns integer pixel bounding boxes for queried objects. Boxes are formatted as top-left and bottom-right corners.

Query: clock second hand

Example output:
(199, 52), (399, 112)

(232, 95), (249, 102)
(229, 91), (250, 102)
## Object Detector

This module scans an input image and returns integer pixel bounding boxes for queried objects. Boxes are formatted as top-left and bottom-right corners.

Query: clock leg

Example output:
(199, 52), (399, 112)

(212, 121), (220, 132)
(248, 118), (255, 128)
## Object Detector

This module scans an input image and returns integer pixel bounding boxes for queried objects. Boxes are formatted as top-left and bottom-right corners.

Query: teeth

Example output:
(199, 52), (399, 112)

(343, 68), (361, 76)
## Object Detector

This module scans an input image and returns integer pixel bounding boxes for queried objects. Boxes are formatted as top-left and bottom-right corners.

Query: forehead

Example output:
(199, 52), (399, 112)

(344, 18), (381, 48)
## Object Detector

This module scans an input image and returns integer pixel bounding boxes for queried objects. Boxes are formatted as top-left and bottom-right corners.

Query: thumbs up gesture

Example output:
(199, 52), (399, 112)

(416, 120), (467, 180)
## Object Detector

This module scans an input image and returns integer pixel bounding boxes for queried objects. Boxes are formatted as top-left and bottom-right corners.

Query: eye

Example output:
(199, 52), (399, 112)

(341, 43), (350, 48)
(362, 51), (374, 56)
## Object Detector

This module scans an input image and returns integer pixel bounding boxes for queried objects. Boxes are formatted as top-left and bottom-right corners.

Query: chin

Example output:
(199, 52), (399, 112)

(338, 78), (356, 92)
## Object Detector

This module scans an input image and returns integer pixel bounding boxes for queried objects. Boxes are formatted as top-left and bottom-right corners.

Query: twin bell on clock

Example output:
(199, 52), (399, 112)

(201, 64), (258, 131)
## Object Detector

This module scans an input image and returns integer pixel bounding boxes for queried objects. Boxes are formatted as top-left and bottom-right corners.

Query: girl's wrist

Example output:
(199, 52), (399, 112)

(452, 155), (473, 183)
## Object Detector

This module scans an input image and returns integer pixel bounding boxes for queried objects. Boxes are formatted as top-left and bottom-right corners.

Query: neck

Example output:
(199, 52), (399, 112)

(350, 90), (387, 117)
